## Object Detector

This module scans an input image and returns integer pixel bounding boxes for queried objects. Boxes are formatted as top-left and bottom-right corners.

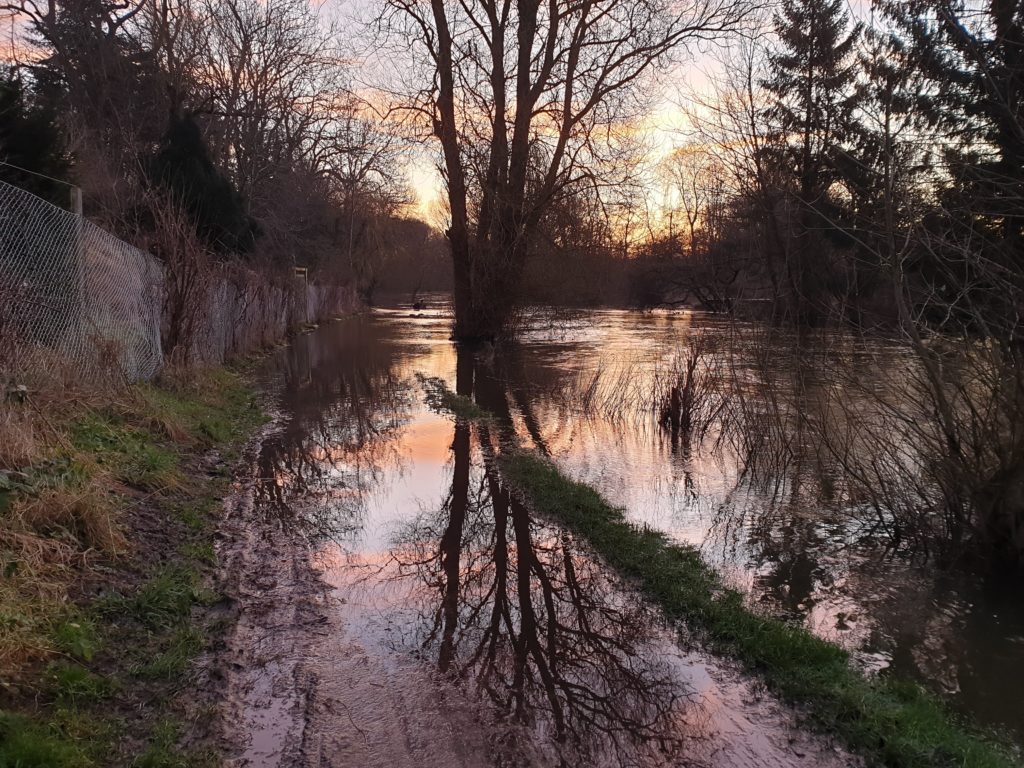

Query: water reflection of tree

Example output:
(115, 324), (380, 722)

(395, 456), (686, 765)
(252, 318), (411, 540)
(420, 323), (1024, 748)
(393, 353), (689, 765)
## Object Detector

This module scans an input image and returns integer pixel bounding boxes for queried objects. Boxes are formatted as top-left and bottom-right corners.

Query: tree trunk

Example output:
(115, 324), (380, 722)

(450, 241), (475, 340)
(450, 242), (523, 342)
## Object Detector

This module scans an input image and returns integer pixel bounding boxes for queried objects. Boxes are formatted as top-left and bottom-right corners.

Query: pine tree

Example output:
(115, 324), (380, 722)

(841, 29), (927, 319)
(0, 70), (70, 206)
(148, 113), (260, 255)
(885, 1), (1024, 262)
(762, 0), (863, 322)
(765, 0), (862, 204)
(882, 1), (1024, 345)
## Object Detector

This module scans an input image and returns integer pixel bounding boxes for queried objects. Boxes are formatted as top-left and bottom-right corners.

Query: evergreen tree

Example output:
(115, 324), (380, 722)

(884, 1), (1024, 310)
(25, 0), (168, 159)
(0, 70), (70, 206)
(842, 30), (928, 320)
(763, 0), (863, 322)
(148, 112), (259, 255)
(764, 0), (862, 203)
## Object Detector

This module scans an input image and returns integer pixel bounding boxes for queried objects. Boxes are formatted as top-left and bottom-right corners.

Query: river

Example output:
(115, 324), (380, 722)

(216, 301), (1024, 766)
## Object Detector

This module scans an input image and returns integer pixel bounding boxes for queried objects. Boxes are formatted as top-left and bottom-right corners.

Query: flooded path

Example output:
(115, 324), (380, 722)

(215, 309), (857, 767)
(214, 302), (1024, 764)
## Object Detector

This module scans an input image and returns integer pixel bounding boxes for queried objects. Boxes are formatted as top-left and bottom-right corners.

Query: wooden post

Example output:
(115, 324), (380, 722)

(294, 266), (309, 324)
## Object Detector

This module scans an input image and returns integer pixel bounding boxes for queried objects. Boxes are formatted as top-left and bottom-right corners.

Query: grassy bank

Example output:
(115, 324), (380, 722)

(0, 366), (266, 767)
(500, 451), (1017, 768)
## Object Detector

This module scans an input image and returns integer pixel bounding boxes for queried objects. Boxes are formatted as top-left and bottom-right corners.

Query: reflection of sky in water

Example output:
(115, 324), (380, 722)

(262, 322), (844, 766)
(258, 304), (1024, 746)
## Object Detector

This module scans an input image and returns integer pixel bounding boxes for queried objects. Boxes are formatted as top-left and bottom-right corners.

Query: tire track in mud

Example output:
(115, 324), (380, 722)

(215, 420), (321, 767)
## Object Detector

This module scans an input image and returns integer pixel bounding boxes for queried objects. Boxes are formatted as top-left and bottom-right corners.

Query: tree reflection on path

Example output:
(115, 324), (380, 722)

(390, 350), (691, 765)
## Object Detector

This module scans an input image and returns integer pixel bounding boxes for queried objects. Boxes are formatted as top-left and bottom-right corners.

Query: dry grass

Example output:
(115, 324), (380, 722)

(1, 357), (263, 689)
(1, 378), (126, 678)
(13, 485), (124, 555)
(153, 361), (201, 393)
(0, 582), (68, 672)
(0, 511), (81, 673)
(114, 387), (191, 446)
(0, 447), (120, 677)
(0, 405), (43, 470)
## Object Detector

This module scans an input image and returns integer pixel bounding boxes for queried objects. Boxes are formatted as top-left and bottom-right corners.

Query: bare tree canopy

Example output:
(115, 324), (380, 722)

(378, 0), (756, 340)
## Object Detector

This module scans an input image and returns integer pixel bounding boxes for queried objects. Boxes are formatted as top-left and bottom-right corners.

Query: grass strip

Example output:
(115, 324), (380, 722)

(501, 450), (1018, 768)
(416, 374), (495, 421)
(1, 365), (267, 767)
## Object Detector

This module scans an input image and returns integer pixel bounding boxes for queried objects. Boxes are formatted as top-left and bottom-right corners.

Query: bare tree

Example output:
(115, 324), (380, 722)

(660, 144), (726, 258)
(378, 0), (756, 340)
(683, 36), (791, 307)
(195, 0), (344, 201)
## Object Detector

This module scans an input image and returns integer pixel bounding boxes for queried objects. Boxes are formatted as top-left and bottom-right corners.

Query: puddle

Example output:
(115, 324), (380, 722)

(216, 310), (861, 766)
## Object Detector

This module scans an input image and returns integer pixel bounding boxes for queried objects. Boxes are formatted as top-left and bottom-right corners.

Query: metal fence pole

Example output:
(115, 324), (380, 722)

(70, 185), (85, 361)
(69, 186), (82, 217)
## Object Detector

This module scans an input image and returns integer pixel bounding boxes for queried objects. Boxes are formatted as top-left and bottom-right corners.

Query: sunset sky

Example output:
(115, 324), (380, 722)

(1, 0), (876, 226)
(367, 0), (877, 224)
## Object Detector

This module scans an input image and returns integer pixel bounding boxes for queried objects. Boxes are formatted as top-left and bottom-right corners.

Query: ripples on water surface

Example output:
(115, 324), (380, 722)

(250, 299), (1024, 758)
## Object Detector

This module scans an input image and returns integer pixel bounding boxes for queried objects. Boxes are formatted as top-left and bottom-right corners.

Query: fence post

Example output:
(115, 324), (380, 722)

(69, 186), (86, 362)
(294, 266), (309, 325)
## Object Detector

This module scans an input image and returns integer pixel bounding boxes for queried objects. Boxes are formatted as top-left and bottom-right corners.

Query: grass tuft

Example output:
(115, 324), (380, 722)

(0, 712), (91, 768)
(132, 719), (191, 768)
(99, 565), (209, 631)
(134, 626), (205, 681)
(71, 414), (182, 493)
(417, 374), (492, 420)
(15, 484), (123, 554)
(51, 616), (101, 662)
(0, 405), (43, 472)
(45, 662), (114, 704)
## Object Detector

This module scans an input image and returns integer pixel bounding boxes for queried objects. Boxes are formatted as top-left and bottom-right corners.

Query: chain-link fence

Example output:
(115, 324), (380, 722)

(1, 181), (360, 385)
(1, 180), (356, 381)
(0, 180), (163, 380)
(198, 277), (351, 365)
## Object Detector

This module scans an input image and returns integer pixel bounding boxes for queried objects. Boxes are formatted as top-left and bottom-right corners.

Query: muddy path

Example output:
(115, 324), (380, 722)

(211, 313), (858, 768)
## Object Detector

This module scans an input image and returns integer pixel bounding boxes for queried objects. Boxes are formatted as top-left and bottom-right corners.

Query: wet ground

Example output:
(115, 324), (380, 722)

(215, 303), (1024, 764)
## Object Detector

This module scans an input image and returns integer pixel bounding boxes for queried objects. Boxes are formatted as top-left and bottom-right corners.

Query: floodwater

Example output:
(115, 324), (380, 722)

(219, 301), (1024, 766)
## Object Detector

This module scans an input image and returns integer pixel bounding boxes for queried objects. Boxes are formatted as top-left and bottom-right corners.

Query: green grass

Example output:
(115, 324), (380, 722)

(181, 541), (217, 566)
(175, 496), (220, 533)
(98, 565), (211, 631)
(134, 626), (205, 681)
(65, 368), (264, 495)
(417, 374), (492, 420)
(71, 413), (181, 492)
(501, 450), (1018, 768)
(51, 615), (101, 662)
(0, 712), (91, 768)
(138, 367), (265, 452)
(131, 718), (217, 768)
(45, 662), (114, 704)
(1, 363), (268, 767)
(132, 719), (186, 768)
